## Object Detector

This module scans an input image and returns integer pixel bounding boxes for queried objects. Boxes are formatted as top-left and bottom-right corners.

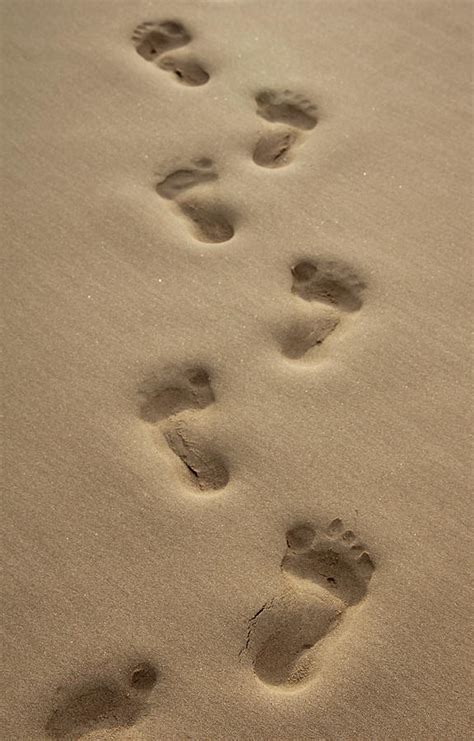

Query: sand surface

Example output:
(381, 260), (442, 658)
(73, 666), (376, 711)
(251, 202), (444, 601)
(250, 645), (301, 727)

(2, 0), (472, 739)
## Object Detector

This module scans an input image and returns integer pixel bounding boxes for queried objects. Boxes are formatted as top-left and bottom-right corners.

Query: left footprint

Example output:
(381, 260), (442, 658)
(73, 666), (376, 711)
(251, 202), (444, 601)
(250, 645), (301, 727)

(139, 367), (229, 492)
(45, 662), (158, 739)
(132, 20), (209, 86)
(155, 160), (235, 244)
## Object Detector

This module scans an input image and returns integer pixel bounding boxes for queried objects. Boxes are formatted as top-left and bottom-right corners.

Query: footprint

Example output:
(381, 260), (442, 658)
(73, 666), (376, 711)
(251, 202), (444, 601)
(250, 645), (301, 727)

(132, 20), (191, 61)
(243, 519), (374, 688)
(156, 161), (234, 243)
(155, 159), (217, 200)
(252, 128), (300, 169)
(138, 366), (214, 423)
(163, 418), (229, 491)
(255, 90), (318, 130)
(253, 89), (318, 169)
(177, 200), (235, 243)
(139, 367), (229, 492)
(45, 661), (158, 739)
(278, 311), (340, 360)
(291, 258), (365, 311)
(158, 55), (209, 86)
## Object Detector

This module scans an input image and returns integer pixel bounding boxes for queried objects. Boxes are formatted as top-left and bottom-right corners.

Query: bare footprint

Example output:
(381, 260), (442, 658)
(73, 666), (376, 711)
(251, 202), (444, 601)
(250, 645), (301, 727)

(252, 128), (300, 169)
(278, 311), (340, 359)
(244, 519), (374, 688)
(132, 20), (191, 61)
(163, 419), (229, 491)
(158, 55), (209, 86)
(291, 258), (366, 311)
(45, 662), (158, 739)
(155, 159), (217, 200)
(138, 366), (214, 423)
(178, 200), (235, 243)
(256, 89), (318, 131)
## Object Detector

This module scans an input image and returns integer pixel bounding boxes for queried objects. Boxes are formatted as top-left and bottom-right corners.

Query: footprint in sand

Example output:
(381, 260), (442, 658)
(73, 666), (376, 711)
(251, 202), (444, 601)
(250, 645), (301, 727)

(132, 20), (209, 86)
(45, 661), (158, 739)
(252, 89), (318, 169)
(139, 366), (229, 492)
(277, 257), (366, 360)
(243, 519), (375, 688)
(155, 159), (235, 244)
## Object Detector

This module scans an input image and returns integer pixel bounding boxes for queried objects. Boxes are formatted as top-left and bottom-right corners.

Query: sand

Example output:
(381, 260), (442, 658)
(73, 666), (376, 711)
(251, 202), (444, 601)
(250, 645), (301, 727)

(1, 0), (472, 739)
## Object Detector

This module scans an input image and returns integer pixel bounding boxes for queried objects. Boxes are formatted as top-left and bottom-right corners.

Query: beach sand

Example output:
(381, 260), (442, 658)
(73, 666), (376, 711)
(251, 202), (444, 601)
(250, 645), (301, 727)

(2, 0), (472, 738)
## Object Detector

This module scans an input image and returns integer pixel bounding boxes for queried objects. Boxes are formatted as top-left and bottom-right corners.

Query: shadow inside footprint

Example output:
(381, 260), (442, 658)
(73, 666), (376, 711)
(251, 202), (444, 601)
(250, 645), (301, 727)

(245, 519), (375, 688)
(291, 258), (365, 311)
(139, 367), (214, 423)
(164, 421), (229, 491)
(132, 20), (191, 61)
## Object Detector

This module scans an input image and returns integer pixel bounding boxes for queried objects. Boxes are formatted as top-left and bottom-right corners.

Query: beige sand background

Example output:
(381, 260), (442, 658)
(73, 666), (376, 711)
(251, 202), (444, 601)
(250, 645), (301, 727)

(2, 0), (472, 738)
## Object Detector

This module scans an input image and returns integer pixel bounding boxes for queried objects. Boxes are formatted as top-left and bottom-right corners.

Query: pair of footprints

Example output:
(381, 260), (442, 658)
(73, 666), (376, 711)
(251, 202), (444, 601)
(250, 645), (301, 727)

(133, 19), (318, 243)
(44, 520), (375, 739)
(139, 257), (365, 493)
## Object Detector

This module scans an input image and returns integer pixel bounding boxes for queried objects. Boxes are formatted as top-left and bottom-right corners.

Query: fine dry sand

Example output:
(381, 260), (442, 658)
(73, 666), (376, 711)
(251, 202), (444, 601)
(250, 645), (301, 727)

(2, 0), (472, 739)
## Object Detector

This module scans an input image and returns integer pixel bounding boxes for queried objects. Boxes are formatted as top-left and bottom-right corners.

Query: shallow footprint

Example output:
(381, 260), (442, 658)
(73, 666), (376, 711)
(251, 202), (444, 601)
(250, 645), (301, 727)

(163, 419), (229, 491)
(138, 366), (215, 423)
(158, 55), (209, 86)
(45, 662), (158, 739)
(291, 258), (365, 311)
(156, 159), (217, 200)
(132, 20), (191, 61)
(245, 519), (374, 688)
(253, 128), (300, 169)
(256, 89), (318, 130)
(279, 312), (340, 359)
(178, 199), (235, 243)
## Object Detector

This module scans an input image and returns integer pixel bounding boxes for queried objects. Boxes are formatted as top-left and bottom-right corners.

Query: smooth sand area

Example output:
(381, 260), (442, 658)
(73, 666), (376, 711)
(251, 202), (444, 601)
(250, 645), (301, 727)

(2, 1), (472, 738)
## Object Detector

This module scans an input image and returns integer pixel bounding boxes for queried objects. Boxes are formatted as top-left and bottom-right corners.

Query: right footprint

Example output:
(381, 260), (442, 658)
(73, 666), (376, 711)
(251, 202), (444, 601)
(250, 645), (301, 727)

(155, 159), (235, 244)
(252, 89), (318, 168)
(138, 366), (229, 492)
(243, 519), (375, 688)
(132, 20), (209, 86)
(278, 257), (366, 360)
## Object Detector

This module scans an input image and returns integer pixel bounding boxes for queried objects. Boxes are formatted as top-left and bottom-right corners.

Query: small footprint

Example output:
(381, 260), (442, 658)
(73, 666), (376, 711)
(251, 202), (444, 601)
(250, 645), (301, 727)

(139, 367), (229, 492)
(158, 55), (210, 86)
(243, 519), (374, 688)
(253, 89), (318, 168)
(132, 20), (209, 86)
(256, 90), (318, 130)
(279, 311), (340, 360)
(155, 160), (235, 243)
(291, 258), (365, 311)
(45, 661), (158, 739)
(132, 20), (191, 61)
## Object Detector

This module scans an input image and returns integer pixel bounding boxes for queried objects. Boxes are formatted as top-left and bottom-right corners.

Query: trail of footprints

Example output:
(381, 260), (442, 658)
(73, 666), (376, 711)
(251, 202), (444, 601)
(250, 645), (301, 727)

(44, 17), (374, 739)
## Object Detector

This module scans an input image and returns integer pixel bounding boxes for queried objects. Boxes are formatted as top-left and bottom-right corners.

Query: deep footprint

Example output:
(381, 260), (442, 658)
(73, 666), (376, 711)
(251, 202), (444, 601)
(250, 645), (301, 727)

(45, 662), (158, 739)
(255, 90), (318, 130)
(279, 312), (340, 359)
(291, 258), (365, 311)
(245, 519), (374, 688)
(164, 420), (229, 491)
(253, 128), (300, 169)
(156, 159), (217, 200)
(132, 20), (191, 61)
(138, 366), (214, 423)
(178, 200), (235, 243)
(158, 55), (209, 86)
